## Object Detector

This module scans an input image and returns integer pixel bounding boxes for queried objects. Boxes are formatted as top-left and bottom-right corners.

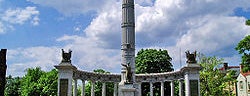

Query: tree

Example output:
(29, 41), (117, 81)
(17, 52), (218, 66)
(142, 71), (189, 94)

(199, 55), (235, 96)
(4, 75), (22, 96)
(135, 49), (173, 96)
(235, 20), (250, 72)
(236, 35), (250, 72)
(85, 69), (114, 96)
(21, 67), (58, 96)
(136, 49), (173, 73)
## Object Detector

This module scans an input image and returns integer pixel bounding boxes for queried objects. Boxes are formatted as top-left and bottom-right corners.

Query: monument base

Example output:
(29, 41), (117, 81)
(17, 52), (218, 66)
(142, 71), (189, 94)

(119, 83), (136, 96)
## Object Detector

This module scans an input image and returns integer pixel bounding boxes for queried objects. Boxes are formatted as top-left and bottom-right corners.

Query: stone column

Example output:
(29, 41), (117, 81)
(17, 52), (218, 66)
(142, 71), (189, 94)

(161, 81), (164, 96)
(114, 83), (118, 96)
(138, 82), (142, 96)
(171, 81), (175, 96)
(0, 49), (7, 96)
(82, 80), (85, 96)
(73, 79), (78, 96)
(185, 73), (190, 96)
(102, 82), (106, 96)
(91, 81), (95, 96)
(179, 79), (184, 96)
(150, 82), (153, 96)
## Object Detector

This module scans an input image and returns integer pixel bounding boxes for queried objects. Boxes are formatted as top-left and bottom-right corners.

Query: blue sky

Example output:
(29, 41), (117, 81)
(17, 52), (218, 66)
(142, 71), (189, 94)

(0, 0), (250, 77)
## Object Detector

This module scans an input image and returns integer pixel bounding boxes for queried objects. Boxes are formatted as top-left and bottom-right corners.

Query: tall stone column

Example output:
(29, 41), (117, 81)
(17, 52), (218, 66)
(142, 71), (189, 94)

(119, 0), (136, 96)
(55, 49), (77, 96)
(114, 83), (118, 96)
(0, 49), (7, 96)
(102, 82), (106, 96)
(171, 81), (175, 96)
(91, 81), (95, 96)
(150, 82), (153, 96)
(161, 81), (164, 96)
(82, 80), (85, 96)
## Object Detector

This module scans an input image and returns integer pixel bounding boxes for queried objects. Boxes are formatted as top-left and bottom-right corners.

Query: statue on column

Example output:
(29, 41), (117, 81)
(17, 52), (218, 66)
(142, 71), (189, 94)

(0, 49), (7, 96)
(122, 62), (132, 83)
(185, 51), (197, 64)
(61, 49), (72, 63)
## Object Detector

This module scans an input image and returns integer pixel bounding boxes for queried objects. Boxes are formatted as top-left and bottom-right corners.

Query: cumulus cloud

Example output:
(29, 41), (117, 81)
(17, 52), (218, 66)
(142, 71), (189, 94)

(7, 0), (250, 76)
(27, 0), (116, 16)
(1, 6), (40, 25)
(7, 47), (61, 76)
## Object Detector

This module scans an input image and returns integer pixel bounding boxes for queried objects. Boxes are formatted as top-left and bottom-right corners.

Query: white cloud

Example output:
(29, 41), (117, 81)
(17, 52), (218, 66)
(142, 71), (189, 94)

(7, 0), (250, 76)
(7, 47), (61, 76)
(0, 22), (5, 34)
(1, 6), (40, 25)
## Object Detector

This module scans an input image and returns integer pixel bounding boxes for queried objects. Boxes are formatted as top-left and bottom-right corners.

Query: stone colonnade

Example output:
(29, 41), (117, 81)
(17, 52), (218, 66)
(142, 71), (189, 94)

(55, 62), (200, 96)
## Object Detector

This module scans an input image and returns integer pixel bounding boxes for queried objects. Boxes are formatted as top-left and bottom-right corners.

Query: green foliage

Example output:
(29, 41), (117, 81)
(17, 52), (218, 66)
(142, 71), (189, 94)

(84, 69), (114, 96)
(21, 67), (58, 96)
(135, 49), (173, 96)
(4, 75), (22, 96)
(246, 20), (250, 25)
(235, 35), (250, 72)
(135, 49), (173, 74)
(199, 55), (235, 96)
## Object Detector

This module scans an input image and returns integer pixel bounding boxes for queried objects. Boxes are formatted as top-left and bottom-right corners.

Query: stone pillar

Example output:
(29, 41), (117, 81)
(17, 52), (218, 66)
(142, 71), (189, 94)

(150, 82), (153, 96)
(91, 81), (95, 96)
(171, 81), (175, 96)
(179, 79), (184, 96)
(0, 49), (7, 96)
(183, 63), (201, 96)
(114, 83), (118, 96)
(82, 80), (85, 96)
(73, 79), (77, 96)
(138, 82), (142, 96)
(55, 62), (77, 96)
(161, 81), (164, 96)
(102, 82), (106, 96)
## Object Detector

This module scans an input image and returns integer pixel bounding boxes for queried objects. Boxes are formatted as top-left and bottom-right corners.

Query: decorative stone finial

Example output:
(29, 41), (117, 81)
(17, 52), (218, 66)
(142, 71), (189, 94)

(185, 50), (197, 64)
(61, 49), (72, 63)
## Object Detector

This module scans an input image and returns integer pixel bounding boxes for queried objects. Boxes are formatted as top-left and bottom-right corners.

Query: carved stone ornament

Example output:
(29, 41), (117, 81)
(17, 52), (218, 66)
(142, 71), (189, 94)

(122, 62), (132, 83)
(185, 50), (197, 64)
(61, 49), (72, 63)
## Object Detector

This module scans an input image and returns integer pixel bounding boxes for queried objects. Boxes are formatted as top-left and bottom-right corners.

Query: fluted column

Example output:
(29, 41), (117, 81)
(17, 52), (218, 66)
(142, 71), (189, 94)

(102, 83), (106, 96)
(114, 83), (118, 96)
(73, 79), (78, 96)
(138, 82), (142, 96)
(150, 82), (153, 96)
(161, 81), (164, 96)
(82, 80), (85, 96)
(185, 73), (190, 96)
(171, 81), (175, 96)
(91, 81), (95, 96)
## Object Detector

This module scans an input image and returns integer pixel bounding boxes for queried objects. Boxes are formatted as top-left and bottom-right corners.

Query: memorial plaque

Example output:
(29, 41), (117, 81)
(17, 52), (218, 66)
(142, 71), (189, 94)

(190, 80), (198, 96)
(60, 79), (68, 96)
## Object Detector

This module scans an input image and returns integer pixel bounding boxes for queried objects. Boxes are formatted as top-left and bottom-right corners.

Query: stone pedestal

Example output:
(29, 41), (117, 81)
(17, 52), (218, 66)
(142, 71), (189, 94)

(55, 62), (77, 96)
(119, 83), (136, 96)
(182, 63), (201, 96)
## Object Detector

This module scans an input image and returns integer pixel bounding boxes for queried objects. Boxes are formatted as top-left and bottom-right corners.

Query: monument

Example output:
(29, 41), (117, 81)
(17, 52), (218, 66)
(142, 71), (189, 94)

(0, 49), (7, 96)
(55, 0), (201, 96)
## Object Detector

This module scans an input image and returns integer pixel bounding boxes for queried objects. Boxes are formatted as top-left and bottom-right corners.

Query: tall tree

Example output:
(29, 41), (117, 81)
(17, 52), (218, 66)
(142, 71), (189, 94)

(235, 20), (250, 72)
(135, 49), (173, 96)
(4, 75), (22, 96)
(21, 67), (58, 96)
(85, 69), (114, 96)
(199, 55), (235, 96)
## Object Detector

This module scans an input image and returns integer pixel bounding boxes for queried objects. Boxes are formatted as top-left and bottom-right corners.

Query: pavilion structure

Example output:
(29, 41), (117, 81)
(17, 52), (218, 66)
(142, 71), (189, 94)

(55, 0), (201, 96)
